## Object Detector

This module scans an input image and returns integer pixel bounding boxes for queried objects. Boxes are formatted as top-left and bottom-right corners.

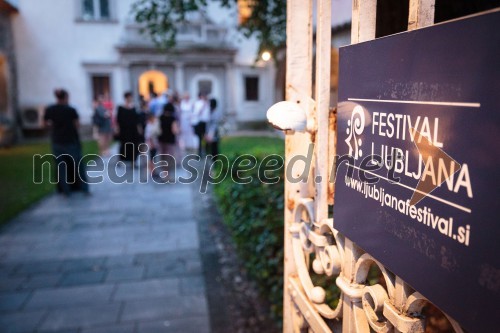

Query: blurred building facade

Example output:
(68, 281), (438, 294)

(10, 0), (276, 128)
(0, 0), (18, 128)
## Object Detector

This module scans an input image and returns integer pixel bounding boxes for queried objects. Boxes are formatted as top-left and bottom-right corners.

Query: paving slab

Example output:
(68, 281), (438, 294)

(20, 273), (61, 290)
(0, 161), (210, 332)
(0, 309), (46, 333)
(59, 270), (106, 287)
(105, 266), (144, 282)
(25, 284), (115, 309)
(104, 254), (135, 268)
(81, 323), (135, 333)
(137, 316), (211, 333)
(120, 295), (208, 322)
(38, 303), (121, 331)
(0, 291), (31, 311)
(60, 257), (106, 272)
(113, 278), (180, 301)
(0, 277), (25, 292)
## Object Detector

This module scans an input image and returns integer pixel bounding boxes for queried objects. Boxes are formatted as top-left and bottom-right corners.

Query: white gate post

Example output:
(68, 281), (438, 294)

(283, 1), (314, 332)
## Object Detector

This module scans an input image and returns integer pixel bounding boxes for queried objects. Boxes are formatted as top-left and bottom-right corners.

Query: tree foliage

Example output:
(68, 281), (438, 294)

(131, 0), (286, 56)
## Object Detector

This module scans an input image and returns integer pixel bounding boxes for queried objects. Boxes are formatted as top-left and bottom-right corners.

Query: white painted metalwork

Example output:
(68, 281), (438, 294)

(268, 0), (467, 331)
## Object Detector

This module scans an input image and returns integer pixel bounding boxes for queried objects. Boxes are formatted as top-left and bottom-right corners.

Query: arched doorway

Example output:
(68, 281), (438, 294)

(138, 70), (168, 100)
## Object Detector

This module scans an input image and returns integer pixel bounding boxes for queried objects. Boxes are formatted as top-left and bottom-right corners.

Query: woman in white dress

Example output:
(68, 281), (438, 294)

(179, 93), (197, 151)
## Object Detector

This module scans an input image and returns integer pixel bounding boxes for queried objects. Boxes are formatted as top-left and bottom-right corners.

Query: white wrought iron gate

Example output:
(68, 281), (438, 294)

(277, 0), (469, 332)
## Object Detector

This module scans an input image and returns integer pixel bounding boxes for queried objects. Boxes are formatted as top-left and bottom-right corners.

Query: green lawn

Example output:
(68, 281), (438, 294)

(0, 140), (98, 225)
(220, 136), (284, 156)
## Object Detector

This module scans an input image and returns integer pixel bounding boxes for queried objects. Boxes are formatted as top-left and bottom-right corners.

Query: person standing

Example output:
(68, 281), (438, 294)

(102, 92), (115, 129)
(179, 92), (196, 152)
(170, 92), (182, 165)
(170, 91), (180, 116)
(92, 95), (113, 157)
(158, 102), (179, 181)
(144, 113), (160, 176)
(148, 91), (168, 117)
(116, 92), (141, 164)
(206, 98), (221, 159)
(44, 89), (88, 196)
(148, 92), (159, 117)
(191, 92), (210, 156)
(138, 99), (149, 144)
(157, 90), (169, 110)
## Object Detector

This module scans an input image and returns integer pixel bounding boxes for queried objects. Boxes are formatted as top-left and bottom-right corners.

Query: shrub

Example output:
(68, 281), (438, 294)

(213, 150), (285, 321)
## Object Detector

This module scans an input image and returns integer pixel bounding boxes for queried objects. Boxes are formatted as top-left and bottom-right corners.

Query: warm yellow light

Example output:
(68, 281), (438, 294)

(138, 70), (168, 99)
(261, 51), (271, 62)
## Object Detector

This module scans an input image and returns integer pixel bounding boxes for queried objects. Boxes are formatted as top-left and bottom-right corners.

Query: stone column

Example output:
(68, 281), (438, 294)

(118, 61), (132, 96)
(224, 63), (234, 115)
(174, 62), (184, 93)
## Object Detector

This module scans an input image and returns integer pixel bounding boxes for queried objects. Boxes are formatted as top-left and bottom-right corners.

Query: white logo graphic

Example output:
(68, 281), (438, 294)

(345, 105), (365, 160)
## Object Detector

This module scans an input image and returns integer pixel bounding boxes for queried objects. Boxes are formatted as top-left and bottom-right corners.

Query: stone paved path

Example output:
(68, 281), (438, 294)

(0, 162), (210, 333)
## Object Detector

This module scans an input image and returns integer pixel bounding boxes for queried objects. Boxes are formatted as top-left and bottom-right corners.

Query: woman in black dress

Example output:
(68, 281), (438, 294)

(158, 102), (180, 181)
(116, 92), (141, 163)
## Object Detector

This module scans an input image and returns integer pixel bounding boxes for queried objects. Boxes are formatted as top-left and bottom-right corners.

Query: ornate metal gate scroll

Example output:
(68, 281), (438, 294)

(269, 0), (470, 332)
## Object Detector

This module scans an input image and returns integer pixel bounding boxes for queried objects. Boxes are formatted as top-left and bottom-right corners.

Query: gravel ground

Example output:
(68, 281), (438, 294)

(192, 180), (279, 333)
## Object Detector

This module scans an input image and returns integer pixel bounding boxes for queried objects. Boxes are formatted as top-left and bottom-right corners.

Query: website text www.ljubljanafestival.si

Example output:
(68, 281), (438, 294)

(344, 175), (471, 246)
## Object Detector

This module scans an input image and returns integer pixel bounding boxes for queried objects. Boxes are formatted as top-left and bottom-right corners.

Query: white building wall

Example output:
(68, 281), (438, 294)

(205, 2), (275, 123)
(12, 0), (274, 125)
(13, 0), (136, 123)
(232, 64), (275, 122)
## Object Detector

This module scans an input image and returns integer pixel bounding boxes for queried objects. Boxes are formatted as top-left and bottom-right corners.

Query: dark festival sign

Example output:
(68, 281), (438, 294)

(335, 10), (499, 332)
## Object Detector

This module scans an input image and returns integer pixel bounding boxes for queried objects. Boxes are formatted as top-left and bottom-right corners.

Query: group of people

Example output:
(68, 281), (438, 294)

(180, 92), (220, 157)
(92, 89), (221, 176)
(44, 87), (222, 196)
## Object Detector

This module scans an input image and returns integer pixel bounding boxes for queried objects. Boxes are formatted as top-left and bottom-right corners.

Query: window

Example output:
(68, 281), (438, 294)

(91, 75), (111, 100)
(81, 0), (111, 21)
(198, 80), (213, 96)
(244, 76), (259, 101)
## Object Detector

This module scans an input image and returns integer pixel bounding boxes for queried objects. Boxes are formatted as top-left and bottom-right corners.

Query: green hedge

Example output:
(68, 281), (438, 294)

(213, 144), (285, 321)
(213, 137), (382, 323)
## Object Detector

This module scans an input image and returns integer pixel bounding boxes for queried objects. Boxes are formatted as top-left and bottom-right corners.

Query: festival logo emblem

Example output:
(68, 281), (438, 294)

(345, 105), (365, 160)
